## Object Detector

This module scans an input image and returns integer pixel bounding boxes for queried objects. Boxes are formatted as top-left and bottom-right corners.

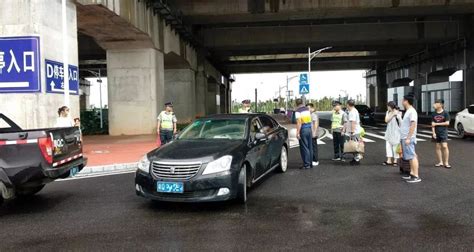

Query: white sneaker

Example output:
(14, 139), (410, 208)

(312, 161), (319, 166)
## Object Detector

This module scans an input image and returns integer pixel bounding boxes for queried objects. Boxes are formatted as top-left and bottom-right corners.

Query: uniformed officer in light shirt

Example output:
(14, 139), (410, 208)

(157, 102), (177, 145)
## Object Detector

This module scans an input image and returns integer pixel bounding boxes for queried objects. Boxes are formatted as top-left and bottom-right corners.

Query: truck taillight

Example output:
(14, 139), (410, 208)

(38, 137), (53, 164)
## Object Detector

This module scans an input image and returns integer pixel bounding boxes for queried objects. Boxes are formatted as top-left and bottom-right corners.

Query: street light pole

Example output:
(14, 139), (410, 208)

(84, 69), (104, 129)
(307, 46), (332, 104)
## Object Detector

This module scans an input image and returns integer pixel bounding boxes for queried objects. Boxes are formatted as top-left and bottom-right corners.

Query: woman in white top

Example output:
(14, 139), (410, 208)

(55, 106), (75, 128)
(383, 101), (402, 166)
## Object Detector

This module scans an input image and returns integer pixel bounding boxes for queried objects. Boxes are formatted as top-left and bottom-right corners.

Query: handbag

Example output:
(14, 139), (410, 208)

(344, 137), (365, 154)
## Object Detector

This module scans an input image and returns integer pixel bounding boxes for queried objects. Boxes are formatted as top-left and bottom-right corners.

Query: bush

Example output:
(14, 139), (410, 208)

(80, 109), (109, 135)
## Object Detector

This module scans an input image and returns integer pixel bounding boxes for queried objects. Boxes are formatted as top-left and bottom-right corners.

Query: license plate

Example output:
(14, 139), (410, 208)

(157, 182), (184, 194)
(364, 116), (370, 119)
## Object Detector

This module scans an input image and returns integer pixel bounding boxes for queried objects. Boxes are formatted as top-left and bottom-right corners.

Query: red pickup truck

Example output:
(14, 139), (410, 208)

(0, 113), (87, 206)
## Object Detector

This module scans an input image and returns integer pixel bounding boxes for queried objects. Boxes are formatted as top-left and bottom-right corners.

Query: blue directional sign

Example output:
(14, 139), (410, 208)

(45, 59), (79, 95)
(0, 36), (41, 93)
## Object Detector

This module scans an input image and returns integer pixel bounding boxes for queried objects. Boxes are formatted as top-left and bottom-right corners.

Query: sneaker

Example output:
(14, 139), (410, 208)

(300, 166), (311, 170)
(312, 161), (319, 166)
(401, 174), (412, 180)
(406, 176), (422, 183)
(332, 157), (341, 161)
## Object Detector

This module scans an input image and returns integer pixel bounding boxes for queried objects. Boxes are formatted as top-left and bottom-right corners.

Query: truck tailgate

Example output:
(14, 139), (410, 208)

(49, 127), (83, 167)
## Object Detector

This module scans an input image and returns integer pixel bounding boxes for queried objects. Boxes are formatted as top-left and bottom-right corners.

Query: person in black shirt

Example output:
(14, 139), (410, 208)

(431, 99), (451, 168)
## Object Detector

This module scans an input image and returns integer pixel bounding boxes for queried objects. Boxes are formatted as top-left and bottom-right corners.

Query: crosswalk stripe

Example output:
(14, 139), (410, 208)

(362, 138), (375, 143)
(363, 132), (386, 140)
(419, 129), (459, 138)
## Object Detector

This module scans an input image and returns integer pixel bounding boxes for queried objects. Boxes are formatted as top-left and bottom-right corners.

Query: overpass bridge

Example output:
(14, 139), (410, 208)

(1, 0), (474, 135)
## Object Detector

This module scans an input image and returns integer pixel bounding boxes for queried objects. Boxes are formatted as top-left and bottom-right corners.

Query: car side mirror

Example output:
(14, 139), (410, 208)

(255, 132), (267, 141)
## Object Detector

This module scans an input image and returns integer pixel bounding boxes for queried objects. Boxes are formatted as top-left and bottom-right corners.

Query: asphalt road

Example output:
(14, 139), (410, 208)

(1, 124), (474, 251)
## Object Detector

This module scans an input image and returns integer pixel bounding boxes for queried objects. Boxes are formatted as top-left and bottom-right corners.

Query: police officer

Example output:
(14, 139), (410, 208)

(238, 99), (252, 113)
(157, 102), (177, 145)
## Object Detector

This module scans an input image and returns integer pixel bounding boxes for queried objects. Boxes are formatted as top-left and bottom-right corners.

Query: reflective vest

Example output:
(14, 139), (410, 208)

(159, 111), (175, 130)
(331, 111), (343, 130)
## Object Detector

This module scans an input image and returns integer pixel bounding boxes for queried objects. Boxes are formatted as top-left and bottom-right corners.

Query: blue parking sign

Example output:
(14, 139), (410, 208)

(299, 73), (308, 84)
(0, 36), (41, 93)
(45, 59), (79, 95)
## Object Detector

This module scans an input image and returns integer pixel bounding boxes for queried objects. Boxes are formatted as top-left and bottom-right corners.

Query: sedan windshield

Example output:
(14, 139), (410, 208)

(178, 119), (246, 140)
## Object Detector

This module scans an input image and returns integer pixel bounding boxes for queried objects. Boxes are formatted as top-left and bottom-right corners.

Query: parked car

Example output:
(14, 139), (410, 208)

(355, 105), (376, 125)
(0, 114), (87, 206)
(135, 114), (289, 203)
(454, 105), (474, 138)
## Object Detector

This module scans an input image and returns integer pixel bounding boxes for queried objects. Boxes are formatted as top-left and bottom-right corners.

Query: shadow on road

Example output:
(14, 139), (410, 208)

(0, 193), (70, 217)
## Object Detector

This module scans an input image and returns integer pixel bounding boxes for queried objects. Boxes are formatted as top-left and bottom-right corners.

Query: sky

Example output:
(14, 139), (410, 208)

(85, 70), (463, 108)
(231, 70), (367, 103)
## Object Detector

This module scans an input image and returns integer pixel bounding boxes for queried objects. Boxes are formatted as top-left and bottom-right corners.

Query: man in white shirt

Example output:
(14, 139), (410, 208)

(400, 95), (421, 183)
(344, 100), (362, 165)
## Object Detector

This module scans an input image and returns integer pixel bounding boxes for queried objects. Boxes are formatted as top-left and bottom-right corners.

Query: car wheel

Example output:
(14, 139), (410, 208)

(16, 185), (45, 197)
(277, 146), (288, 173)
(236, 165), (247, 203)
(457, 123), (466, 139)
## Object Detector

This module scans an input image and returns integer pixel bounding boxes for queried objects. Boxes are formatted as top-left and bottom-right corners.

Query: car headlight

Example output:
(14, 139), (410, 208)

(137, 155), (150, 173)
(202, 155), (233, 175)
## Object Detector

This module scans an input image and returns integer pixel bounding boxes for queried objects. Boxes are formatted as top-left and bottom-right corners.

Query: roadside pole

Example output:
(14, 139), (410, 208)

(62, 0), (69, 107)
(254, 88), (257, 112)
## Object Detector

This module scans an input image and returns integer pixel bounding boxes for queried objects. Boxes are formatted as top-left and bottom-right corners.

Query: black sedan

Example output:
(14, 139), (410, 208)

(355, 105), (376, 125)
(135, 114), (289, 203)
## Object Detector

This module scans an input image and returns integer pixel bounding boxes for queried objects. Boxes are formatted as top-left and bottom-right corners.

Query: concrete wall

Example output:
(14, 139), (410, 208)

(107, 48), (164, 135)
(0, 0), (79, 129)
(164, 69), (196, 123)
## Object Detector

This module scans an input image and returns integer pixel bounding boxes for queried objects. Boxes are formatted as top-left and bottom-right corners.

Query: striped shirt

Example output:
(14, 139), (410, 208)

(295, 106), (312, 128)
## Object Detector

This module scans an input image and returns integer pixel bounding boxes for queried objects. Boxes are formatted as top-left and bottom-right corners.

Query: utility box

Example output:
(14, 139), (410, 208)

(421, 81), (463, 113)
(387, 86), (414, 107)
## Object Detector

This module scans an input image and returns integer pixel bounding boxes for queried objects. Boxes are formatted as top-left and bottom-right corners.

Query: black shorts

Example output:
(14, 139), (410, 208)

(435, 133), (448, 143)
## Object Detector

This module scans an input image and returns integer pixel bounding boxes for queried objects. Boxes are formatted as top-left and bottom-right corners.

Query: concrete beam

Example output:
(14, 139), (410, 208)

(174, 0), (474, 25)
(227, 61), (372, 74)
(201, 21), (460, 50)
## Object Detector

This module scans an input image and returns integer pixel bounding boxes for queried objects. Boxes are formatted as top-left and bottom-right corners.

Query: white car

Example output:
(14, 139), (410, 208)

(454, 105), (474, 138)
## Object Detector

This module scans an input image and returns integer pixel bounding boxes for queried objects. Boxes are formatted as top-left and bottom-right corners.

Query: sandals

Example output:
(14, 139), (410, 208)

(435, 163), (452, 169)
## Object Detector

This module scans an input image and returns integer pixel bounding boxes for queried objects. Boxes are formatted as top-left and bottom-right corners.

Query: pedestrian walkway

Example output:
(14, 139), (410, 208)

(83, 134), (156, 166)
(318, 125), (460, 144)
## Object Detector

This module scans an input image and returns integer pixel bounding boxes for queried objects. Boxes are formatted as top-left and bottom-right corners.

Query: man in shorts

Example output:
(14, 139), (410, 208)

(400, 95), (421, 183)
(432, 99), (451, 168)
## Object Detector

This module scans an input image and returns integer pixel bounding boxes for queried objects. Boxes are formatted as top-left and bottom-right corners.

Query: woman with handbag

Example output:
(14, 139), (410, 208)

(383, 101), (402, 166)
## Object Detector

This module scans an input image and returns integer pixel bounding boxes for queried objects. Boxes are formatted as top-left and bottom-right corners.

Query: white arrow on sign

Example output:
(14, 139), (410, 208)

(50, 81), (78, 94)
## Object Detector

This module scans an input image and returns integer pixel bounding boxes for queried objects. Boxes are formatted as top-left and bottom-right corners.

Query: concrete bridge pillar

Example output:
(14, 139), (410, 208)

(164, 68), (196, 123)
(107, 48), (164, 135)
(375, 63), (388, 110)
(195, 70), (207, 117)
(206, 78), (220, 115)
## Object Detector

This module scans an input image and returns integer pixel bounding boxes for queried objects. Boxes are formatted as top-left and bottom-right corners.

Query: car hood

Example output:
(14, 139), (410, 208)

(149, 139), (246, 161)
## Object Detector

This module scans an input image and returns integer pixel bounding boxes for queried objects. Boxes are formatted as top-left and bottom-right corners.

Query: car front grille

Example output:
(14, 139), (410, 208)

(151, 162), (202, 180)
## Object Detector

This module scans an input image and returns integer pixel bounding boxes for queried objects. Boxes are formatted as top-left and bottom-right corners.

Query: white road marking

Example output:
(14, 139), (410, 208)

(363, 132), (387, 140)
